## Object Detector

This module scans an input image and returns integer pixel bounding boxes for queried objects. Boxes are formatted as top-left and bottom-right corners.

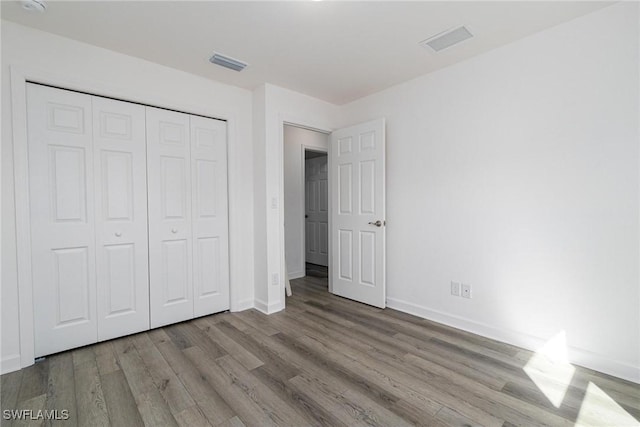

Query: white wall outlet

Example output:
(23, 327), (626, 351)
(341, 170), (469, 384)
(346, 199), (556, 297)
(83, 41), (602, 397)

(461, 283), (472, 299)
(450, 281), (461, 296)
(271, 197), (279, 209)
(271, 273), (279, 286)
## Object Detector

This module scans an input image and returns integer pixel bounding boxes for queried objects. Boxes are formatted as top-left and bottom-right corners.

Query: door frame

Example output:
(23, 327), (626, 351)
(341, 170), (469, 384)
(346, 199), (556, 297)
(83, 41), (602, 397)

(280, 119), (333, 301)
(8, 65), (239, 371)
(301, 146), (329, 275)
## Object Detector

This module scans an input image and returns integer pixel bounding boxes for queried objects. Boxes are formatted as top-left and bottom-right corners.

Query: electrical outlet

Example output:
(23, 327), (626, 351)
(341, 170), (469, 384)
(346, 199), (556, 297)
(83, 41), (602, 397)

(461, 283), (472, 299)
(271, 273), (279, 286)
(450, 281), (461, 296)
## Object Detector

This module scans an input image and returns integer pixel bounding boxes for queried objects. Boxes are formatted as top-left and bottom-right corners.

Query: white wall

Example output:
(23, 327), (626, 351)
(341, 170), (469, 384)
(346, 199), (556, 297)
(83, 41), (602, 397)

(252, 85), (268, 311)
(253, 84), (338, 314)
(1, 21), (255, 373)
(283, 125), (329, 279)
(338, 2), (639, 382)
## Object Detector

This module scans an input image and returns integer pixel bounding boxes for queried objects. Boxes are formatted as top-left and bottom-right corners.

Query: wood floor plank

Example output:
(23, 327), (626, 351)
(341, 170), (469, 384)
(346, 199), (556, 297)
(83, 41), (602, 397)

(287, 373), (370, 427)
(401, 354), (575, 427)
(289, 372), (412, 427)
(131, 333), (196, 415)
(294, 334), (450, 421)
(93, 341), (120, 377)
(112, 337), (178, 427)
(0, 368), (24, 419)
(151, 333), (237, 425)
(251, 363), (348, 427)
(11, 394), (46, 427)
(174, 405), (213, 427)
(184, 346), (278, 427)
(231, 311), (280, 336)
(71, 347), (95, 370)
(396, 332), (525, 385)
(394, 334), (509, 390)
(215, 355), (311, 427)
(215, 321), (300, 381)
(16, 359), (48, 404)
(100, 370), (144, 427)
(217, 416), (246, 427)
(388, 399), (450, 427)
(73, 350), (109, 427)
(270, 332), (402, 409)
(194, 318), (264, 370)
(165, 322), (227, 359)
(44, 352), (77, 427)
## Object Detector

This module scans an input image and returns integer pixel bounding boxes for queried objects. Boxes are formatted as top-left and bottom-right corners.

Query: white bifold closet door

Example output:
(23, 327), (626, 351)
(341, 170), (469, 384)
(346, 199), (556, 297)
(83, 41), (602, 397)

(27, 84), (150, 357)
(146, 108), (229, 328)
(92, 96), (150, 341)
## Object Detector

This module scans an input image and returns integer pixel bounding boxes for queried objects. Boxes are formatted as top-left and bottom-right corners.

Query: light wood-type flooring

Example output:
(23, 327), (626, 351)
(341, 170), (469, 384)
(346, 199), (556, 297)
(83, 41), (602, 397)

(1, 274), (639, 426)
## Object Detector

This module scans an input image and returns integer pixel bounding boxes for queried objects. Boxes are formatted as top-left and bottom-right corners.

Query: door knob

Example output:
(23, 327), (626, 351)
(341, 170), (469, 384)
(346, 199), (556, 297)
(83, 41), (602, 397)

(305, 215), (308, 218)
(368, 220), (383, 227)
(115, 231), (122, 237)
(171, 228), (178, 233)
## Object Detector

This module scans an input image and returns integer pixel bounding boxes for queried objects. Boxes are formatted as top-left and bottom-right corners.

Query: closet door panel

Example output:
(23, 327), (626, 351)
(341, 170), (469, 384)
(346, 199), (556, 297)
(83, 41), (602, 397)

(27, 84), (98, 357)
(191, 116), (230, 316)
(147, 107), (194, 328)
(93, 96), (150, 341)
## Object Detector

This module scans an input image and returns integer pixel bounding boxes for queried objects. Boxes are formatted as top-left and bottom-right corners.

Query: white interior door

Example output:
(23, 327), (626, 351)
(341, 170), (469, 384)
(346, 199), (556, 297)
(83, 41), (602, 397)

(305, 155), (329, 266)
(92, 96), (150, 341)
(330, 118), (386, 308)
(147, 107), (194, 328)
(190, 116), (230, 316)
(27, 83), (98, 357)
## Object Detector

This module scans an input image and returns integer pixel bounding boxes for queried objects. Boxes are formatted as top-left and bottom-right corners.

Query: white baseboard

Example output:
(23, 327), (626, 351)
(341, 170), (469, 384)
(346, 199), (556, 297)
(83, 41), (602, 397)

(386, 297), (640, 384)
(1, 354), (21, 374)
(288, 271), (305, 280)
(230, 298), (254, 312)
(254, 298), (284, 315)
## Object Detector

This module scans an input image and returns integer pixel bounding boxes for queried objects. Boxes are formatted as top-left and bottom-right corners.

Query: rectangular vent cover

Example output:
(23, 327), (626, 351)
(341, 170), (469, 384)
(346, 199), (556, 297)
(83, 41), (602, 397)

(420, 26), (473, 52)
(209, 53), (248, 72)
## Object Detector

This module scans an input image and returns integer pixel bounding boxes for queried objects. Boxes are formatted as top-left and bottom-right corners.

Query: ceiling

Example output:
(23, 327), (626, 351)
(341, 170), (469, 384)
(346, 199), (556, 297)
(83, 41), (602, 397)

(1, 1), (612, 105)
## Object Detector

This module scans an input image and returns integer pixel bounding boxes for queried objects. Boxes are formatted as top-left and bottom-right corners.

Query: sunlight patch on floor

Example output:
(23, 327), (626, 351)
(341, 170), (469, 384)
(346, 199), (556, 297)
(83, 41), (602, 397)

(575, 382), (640, 427)
(524, 331), (575, 408)
(524, 331), (639, 426)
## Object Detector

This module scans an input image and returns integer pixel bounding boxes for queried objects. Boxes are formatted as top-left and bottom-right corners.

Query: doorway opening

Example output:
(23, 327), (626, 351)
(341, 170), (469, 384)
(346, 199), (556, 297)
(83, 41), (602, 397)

(283, 124), (330, 292)
(304, 149), (329, 276)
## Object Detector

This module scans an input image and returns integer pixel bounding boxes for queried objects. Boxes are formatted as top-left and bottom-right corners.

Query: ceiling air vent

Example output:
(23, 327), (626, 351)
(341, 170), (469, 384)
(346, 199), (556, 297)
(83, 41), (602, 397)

(209, 53), (248, 72)
(420, 26), (473, 52)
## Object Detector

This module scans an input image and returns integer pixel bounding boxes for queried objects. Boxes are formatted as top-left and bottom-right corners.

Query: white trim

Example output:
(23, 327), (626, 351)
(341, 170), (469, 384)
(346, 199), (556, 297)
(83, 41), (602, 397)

(0, 355), (22, 375)
(9, 64), (241, 371)
(11, 67), (36, 370)
(283, 121), (331, 136)
(300, 146), (306, 273)
(386, 297), (640, 384)
(254, 298), (284, 315)
(230, 299), (254, 312)
(288, 271), (305, 281)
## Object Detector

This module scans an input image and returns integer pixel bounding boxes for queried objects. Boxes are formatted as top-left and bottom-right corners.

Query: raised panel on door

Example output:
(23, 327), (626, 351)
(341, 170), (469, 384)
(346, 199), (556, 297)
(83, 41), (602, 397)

(27, 83), (98, 357)
(147, 107), (194, 328)
(330, 119), (386, 308)
(191, 115), (229, 316)
(92, 96), (149, 341)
